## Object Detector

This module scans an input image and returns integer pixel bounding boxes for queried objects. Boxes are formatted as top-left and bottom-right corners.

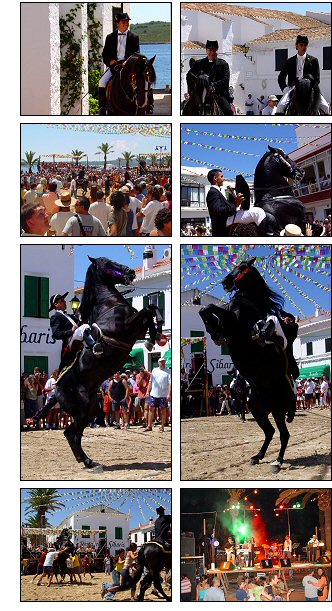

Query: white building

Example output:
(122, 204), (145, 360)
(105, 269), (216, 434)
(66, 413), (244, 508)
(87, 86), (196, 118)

(181, 166), (254, 229)
(181, 289), (234, 386)
(181, 4), (331, 113)
(289, 126), (331, 222)
(21, 245), (75, 375)
(54, 504), (130, 554)
(129, 518), (155, 548)
(21, 2), (129, 115)
(75, 246), (172, 371)
(293, 309), (331, 379)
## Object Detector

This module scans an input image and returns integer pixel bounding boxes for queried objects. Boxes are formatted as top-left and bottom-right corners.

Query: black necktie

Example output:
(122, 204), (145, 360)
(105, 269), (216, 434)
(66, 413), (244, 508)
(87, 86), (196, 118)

(119, 33), (126, 36)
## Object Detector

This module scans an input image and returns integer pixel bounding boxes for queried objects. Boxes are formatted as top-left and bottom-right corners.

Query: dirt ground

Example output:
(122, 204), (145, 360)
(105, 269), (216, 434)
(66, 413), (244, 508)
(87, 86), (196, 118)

(21, 573), (170, 602)
(21, 425), (171, 481)
(181, 409), (331, 480)
(154, 93), (171, 114)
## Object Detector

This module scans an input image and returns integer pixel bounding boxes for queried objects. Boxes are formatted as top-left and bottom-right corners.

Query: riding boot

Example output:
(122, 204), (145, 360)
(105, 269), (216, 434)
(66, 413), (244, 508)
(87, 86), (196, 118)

(98, 87), (107, 116)
(83, 328), (103, 357)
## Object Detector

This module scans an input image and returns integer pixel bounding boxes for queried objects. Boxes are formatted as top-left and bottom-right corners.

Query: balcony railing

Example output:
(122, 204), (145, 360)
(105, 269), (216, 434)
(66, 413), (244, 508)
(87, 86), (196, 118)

(293, 179), (331, 197)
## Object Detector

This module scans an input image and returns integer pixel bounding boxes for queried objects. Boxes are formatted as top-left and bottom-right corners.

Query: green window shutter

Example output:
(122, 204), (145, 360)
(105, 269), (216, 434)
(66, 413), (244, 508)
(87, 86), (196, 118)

(158, 291), (165, 320)
(126, 297), (133, 307)
(99, 526), (107, 539)
(24, 355), (48, 375)
(115, 527), (123, 539)
(221, 344), (230, 356)
(40, 277), (49, 318)
(81, 525), (90, 539)
(190, 330), (204, 353)
(143, 296), (149, 309)
(24, 276), (39, 317)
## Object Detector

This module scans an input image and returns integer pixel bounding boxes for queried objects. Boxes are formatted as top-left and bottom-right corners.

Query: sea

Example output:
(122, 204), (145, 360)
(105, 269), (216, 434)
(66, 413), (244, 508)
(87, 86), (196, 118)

(141, 43), (171, 89)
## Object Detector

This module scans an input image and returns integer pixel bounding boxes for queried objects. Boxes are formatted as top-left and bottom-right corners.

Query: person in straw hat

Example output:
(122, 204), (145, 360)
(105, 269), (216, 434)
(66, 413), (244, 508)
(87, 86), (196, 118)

(280, 223), (304, 237)
(49, 190), (76, 236)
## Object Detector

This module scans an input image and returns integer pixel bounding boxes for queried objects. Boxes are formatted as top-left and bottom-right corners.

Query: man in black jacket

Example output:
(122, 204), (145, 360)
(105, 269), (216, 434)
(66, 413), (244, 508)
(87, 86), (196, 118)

(98, 12), (140, 115)
(190, 40), (233, 115)
(49, 293), (103, 369)
(206, 169), (243, 236)
(276, 34), (329, 115)
(154, 506), (171, 547)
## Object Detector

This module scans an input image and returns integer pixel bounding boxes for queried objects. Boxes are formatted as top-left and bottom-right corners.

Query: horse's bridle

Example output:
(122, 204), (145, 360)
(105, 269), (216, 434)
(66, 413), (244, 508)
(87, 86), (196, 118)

(119, 61), (151, 106)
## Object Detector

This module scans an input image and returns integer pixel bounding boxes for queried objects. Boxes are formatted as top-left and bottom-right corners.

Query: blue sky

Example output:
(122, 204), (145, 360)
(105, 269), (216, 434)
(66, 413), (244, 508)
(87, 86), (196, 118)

(21, 125), (171, 163)
(21, 489), (171, 529)
(182, 123), (329, 179)
(130, 2), (171, 23)
(181, 245), (331, 318)
(234, 2), (330, 14)
(74, 245), (169, 287)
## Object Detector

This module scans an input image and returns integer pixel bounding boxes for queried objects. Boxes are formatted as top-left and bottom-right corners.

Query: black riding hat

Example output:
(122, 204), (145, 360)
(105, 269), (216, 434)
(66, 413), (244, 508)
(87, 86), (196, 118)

(116, 12), (131, 22)
(156, 506), (165, 515)
(48, 292), (69, 312)
(206, 40), (219, 50)
(296, 34), (309, 45)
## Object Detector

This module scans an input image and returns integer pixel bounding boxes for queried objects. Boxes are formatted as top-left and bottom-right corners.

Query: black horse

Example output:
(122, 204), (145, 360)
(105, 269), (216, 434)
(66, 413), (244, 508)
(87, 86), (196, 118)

(53, 528), (76, 583)
(55, 256), (164, 469)
(182, 71), (225, 116)
(285, 77), (322, 116)
(131, 542), (172, 601)
(106, 53), (156, 116)
(199, 258), (298, 473)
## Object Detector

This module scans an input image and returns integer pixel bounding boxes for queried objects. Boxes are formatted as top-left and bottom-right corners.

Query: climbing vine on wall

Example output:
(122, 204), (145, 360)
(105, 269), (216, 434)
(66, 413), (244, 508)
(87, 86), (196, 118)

(59, 3), (86, 115)
(87, 2), (103, 111)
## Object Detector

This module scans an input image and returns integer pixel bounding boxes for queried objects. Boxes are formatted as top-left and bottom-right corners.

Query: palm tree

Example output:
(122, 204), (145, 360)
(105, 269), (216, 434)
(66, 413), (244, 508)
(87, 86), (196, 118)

(149, 153), (158, 167)
(164, 154), (172, 168)
(21, 151), (40, 173)
(24, 513), (52, 548)
(122, 151), (135, 170)
(71, 149), (86, 166)
(25, 489), (65, 528)
(95, 143), (114, 170)
(276, 489), (331, 550)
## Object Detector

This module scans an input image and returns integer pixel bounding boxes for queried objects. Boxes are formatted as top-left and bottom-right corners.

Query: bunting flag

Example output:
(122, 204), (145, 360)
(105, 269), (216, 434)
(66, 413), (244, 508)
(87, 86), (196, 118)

(182, 156), (253, 176)
(47, 124), (171, 138)
(183, 140), (260, 156)
(182, 126), (330, 145)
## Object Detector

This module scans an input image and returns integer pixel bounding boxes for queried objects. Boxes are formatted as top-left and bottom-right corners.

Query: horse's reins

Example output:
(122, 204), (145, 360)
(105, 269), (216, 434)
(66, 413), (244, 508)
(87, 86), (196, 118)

(119, 58), (152, 106)
(92, 323), (132, 351)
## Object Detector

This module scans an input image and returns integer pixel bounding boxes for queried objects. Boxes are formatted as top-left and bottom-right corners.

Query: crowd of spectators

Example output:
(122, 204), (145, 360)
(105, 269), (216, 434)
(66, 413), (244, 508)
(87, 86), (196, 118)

(21, 361), (171, 433)
(21, 163), (172, 237)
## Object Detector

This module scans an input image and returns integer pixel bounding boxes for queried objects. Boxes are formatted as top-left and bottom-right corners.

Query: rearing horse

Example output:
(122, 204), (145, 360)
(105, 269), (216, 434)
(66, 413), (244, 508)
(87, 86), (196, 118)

(199, 258), (298, 473)
(106, 53), (156, 116)
(55, 256), (164, 469)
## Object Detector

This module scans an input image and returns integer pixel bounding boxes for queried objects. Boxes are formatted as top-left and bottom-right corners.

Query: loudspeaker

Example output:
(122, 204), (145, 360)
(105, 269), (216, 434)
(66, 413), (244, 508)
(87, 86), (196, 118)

(181, 561), (196, 601)
(181, 535), (195, 557)
(261, 559), (273, 568)
(279, 558), (291, 567)
(220, 561), (235, 570)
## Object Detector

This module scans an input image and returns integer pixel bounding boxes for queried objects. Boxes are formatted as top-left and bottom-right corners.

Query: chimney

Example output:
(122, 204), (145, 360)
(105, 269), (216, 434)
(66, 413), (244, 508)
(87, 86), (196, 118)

(143, 245), (157, 276)
(315, 306), (322, 317)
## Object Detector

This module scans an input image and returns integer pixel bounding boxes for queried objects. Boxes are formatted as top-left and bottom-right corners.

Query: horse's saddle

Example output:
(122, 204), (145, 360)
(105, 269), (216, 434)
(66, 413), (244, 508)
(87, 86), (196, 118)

(152, 540), (172, 554)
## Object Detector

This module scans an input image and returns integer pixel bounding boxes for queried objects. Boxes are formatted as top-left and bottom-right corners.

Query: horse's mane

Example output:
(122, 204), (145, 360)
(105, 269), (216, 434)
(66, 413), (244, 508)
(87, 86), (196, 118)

(196, 71), (209, 96)
(122, 53), (156, 83)
(292, 78), (320, 114)
(237, 265), (285, 316)
(79, 264), (97, 324)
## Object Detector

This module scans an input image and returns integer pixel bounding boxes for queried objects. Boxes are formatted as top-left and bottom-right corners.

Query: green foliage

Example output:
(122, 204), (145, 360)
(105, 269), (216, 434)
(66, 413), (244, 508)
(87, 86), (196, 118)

(21, 151), (40, 172)
(89, 68), (102, 100)
(60, 4), (86, 115)
(130, 21), (171, 44)
(89, 95), (99, 115)
(88, 2), (103, 72)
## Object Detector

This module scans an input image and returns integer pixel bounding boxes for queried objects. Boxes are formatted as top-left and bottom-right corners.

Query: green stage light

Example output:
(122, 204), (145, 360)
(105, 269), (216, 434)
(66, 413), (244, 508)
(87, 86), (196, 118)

(239, 524), (246, 535)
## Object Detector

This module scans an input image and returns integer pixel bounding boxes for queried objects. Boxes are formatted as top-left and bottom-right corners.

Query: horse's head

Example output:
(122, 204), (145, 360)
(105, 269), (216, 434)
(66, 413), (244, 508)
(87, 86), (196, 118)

(88, 256), (136, 286)
(267, 145), (305, 182)
(293, 77), (321, 115)
(192, 71), (210, 115)
(124, 54), (156, 108)
(222, 258), (257, 293)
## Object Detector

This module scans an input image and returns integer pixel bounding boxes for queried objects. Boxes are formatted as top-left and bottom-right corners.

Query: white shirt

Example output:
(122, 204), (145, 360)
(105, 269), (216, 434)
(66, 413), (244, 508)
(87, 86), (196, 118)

(44, 376), (57, 402)
(129, 196), (141, 230)
(88, 201), (112, 232)
(304, 380), (315, 394)
(320, 380), (328, 394)
(302, 575), (319, 598)
(141, 200), (164, 234)
(150, 367), (171, 398)
(24, 189), (36, 205)
(296, 52), (307, 79)
(117, 30), (128, 60)
(262, 104), (277, 116)
(43, 551), (58, 567)
(50, 211), (74, 236)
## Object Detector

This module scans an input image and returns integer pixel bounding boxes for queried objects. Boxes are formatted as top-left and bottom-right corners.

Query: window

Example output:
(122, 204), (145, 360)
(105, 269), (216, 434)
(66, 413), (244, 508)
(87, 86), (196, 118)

(24, 275), (49, 318)
(144, 532), (148, 542)
(221, 344), (230, 356)
(99, 526), (107, 540)
(323, 46), (331, 70)
(275, 49), (288, 71)
(143, 292), (165, 320)
(134, 533), (137, 543)
(222, 374), (232, 386)
(126, 297), (133, 307)
(24, 355), (48, 375)
(306, 342), (313, 356)
(190, 330), (204, 353)
(181, 184), (206, 208)
(115, 527), (123, 540)
(326, 338), (331, 353)
(81, 525), (90, 539)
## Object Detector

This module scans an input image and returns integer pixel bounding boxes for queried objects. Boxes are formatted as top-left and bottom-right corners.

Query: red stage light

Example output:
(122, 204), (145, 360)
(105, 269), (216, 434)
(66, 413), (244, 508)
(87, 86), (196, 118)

(250, 505), (254, 510)
(279, 505), (284, 509)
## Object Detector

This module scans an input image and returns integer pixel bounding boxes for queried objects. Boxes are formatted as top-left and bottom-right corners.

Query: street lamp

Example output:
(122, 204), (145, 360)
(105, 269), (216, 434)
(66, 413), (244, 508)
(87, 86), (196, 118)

(155, 145), (167, 168)
(70, 296), (80, 313)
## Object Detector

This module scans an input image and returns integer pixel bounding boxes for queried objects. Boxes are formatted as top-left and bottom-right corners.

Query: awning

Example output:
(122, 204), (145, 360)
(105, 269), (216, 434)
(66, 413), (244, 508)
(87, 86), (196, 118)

(163, 349), (172, 368)
(297, 364), (330, 380)
(123, 348), (144, 370)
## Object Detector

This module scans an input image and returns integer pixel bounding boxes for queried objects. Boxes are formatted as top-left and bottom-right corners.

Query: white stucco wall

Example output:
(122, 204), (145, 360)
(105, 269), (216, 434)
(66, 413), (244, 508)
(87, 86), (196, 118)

(59, 509), (130, 553)
(21, 245), (74, 375)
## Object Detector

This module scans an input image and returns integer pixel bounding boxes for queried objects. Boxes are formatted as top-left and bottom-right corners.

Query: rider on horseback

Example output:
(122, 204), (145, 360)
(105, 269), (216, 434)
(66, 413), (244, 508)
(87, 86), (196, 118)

(98, 12), (140, 115)
(189, 40), (233, 115)
(49, 292), (103, 369)
(154, 506), (172, 550)
(276, 34), (329, 115)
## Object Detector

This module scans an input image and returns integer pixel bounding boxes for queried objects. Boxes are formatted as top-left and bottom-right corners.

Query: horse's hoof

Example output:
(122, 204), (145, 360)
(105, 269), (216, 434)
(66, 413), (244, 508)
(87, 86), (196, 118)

(250, 456), (260, 465)
(85, 461), (103, 473)
(270, 460), (281, 474)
